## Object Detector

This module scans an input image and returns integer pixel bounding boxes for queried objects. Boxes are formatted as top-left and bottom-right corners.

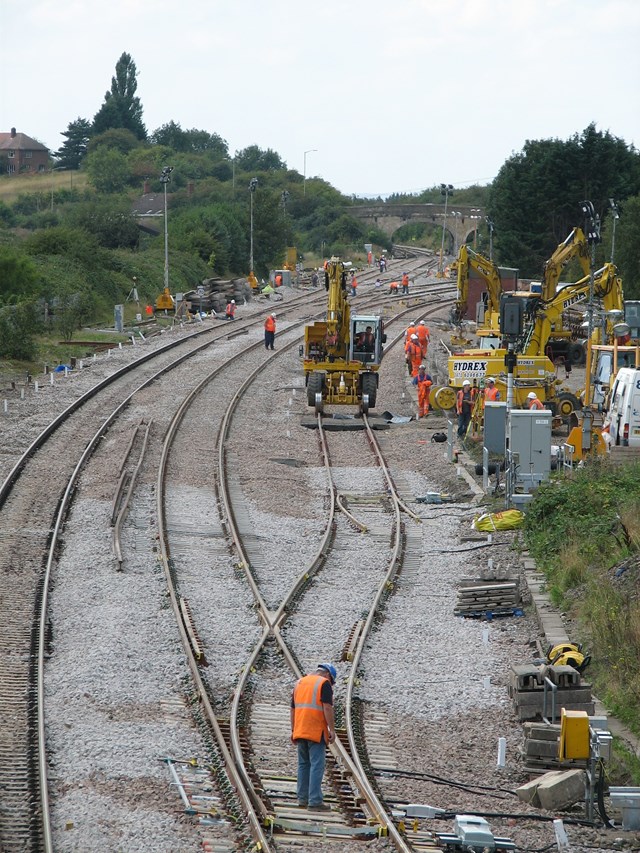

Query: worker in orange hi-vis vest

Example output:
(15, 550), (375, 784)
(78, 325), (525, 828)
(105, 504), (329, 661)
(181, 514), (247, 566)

(412, 364), (433, 417)
(401, 272), (410, 294)
(389, 280), (399, 295)
(225, 299), (236, 320)
(456, 380), (478, 437)
(291, 664), (336, 811)
(416, 320), (430, 358)
(404, 320), (417, 349)
(527, 391), (544, 410)
(483, 376), (500, 404)
(405, 334), (423, 377)
(264, 313), (276, 350)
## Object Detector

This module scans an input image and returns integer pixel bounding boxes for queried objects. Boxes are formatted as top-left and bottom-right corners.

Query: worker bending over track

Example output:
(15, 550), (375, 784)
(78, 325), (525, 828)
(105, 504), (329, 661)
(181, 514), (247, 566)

(291, 664), (336, 811)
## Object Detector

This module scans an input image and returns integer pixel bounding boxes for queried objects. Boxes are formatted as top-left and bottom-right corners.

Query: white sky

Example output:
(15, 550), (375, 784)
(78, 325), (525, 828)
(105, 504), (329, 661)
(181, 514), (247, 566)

(2, 0), (639, 197)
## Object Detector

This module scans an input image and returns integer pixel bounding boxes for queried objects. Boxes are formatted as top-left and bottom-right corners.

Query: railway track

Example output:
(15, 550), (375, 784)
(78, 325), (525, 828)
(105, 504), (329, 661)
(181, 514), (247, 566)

(0, 291), (331, 852)
(0, 269), (456, 850)
(153, 295), (456, 849)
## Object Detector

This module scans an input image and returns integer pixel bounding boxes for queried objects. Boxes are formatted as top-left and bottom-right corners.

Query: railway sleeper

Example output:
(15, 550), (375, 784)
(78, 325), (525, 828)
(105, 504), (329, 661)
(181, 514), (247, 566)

(340, 619), (364, 662)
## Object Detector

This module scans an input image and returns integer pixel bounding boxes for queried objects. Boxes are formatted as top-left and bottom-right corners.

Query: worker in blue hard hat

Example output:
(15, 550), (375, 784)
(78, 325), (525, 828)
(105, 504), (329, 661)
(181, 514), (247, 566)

(291, 664), (336, 811)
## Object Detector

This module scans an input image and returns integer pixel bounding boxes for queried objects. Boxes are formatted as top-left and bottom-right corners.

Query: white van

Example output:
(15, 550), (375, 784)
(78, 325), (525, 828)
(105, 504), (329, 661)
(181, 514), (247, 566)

(606, 368), (640, 447)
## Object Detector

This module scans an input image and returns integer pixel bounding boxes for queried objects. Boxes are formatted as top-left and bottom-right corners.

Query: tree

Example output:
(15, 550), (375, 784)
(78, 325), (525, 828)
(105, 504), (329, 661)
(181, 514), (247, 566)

(54, 118), (92, 169)
(53, 286), (96, 342)
(235, 145), (286, 172)
(612, 194), (640, 299)
(0, 303), (38, 359)
(489, 125), (640, 276)
(0, 247), (40, 302)
(150, 122), (228, 156)
(64, 196), (140, 250)
(88, 128), (141, 155)
(92, 52), (147, 140)
(85, 147), (131, 193)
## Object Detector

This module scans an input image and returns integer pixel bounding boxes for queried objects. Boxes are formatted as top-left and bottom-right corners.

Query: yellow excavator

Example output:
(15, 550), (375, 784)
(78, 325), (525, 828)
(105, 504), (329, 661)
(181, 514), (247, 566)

(447, 262), (624, 418)
(451, 245), (504, 346)
(302, 258), (386, 414)
(452, 228), (592, 362)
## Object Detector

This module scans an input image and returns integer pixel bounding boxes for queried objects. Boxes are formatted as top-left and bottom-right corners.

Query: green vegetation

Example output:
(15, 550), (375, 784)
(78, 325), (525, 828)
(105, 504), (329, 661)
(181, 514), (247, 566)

(523, 462), (640, 739)
(1, 50), (639, 371)
(489, 124), (640, 289)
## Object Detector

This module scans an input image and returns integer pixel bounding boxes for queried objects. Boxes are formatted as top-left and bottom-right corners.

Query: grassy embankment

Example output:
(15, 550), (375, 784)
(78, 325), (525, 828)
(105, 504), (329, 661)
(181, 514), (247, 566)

(0, 171), (206, 380)
(0, 169), (89, 204)
(523, 460), (640, 775)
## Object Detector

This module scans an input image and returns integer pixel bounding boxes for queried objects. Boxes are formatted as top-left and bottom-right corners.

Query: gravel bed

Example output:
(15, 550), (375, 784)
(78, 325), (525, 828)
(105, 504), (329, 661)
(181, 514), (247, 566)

(1, 280), (627, 852)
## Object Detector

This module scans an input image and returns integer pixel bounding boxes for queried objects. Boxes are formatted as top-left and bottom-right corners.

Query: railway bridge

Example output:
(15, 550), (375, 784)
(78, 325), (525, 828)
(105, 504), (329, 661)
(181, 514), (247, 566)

(349, 203), (483, 251)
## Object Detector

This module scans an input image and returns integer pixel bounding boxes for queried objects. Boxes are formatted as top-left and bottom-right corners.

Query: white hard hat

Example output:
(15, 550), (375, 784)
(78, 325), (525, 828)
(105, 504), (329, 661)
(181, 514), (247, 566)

(419, 363), (426, 370)
(527, 391), (537, 399)
(231, 299), (235, 304)
(462, 380), (471, 386)
(419, 320), (426, 326)
(271, 313), (276, 318)
(486, 376), (495, 383)
(411, 333), (418, 340)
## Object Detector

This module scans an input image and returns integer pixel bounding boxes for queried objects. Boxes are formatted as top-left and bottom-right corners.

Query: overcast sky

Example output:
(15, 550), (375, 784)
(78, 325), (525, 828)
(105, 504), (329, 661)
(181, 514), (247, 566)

(2, 0), (639, 198)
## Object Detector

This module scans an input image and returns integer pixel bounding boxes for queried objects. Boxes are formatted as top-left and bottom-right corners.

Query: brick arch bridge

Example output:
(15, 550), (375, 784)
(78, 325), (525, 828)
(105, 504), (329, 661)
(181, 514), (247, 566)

(349, 203), (482, 250)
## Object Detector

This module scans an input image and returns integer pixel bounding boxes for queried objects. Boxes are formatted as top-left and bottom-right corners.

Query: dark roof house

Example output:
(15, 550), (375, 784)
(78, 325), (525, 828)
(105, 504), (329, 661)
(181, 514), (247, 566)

(0, 127), (49, 174)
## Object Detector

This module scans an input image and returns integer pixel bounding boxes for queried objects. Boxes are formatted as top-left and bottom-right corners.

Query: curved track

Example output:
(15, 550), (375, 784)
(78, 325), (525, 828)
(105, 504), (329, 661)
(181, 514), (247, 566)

(0, 263), (455, 851)
(154, 293), (454, 849)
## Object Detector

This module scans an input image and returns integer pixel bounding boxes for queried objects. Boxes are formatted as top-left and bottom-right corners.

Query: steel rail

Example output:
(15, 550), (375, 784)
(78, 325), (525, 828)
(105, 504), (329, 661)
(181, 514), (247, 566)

(217, 294), (458, 848)
(35, 334), (238, 852)
(0, 282), (331, 510)
(156, 325), (324, 848)
(154, 288), (457, 849)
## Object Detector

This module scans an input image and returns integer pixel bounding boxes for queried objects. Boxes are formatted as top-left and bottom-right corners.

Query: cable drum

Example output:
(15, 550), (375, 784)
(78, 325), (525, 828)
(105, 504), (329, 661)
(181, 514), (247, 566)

(433, 386), (457, 411)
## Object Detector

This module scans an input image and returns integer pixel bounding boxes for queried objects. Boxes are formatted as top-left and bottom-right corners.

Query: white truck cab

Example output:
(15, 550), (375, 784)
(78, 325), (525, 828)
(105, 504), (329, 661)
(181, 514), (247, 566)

(606, 368), (640, 447)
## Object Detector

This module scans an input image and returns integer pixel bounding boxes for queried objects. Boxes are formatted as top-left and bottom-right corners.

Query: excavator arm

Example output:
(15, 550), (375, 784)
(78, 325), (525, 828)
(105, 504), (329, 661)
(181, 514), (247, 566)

(452, 245), (502, 323)
(524, 263), (624, 356)
(324, 259), (351, 358)
(541, 227), (591, 301)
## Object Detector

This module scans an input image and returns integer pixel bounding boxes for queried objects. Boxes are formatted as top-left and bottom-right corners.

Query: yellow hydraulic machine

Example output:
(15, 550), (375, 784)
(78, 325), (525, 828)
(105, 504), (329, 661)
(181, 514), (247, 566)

(302, 258), (385, 414)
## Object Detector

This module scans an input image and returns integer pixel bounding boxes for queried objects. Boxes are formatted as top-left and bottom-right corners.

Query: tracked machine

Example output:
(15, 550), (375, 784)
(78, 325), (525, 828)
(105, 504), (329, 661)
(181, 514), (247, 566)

(302, 258), (386, 414)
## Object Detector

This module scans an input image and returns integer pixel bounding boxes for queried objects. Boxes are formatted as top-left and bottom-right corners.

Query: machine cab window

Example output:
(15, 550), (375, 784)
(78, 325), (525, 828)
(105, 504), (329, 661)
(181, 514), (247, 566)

(351, 321), (376, 363)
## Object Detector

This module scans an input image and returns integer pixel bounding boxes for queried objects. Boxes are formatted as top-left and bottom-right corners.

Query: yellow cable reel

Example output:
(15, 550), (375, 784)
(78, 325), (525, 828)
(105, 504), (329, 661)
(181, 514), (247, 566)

(433, 386), (457, 411)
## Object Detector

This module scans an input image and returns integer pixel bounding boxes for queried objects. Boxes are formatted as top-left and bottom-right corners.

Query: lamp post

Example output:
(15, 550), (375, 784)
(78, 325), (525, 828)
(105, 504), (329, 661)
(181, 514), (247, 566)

(609, 198), (620, 263)
(438, 183), (454, 277)
(249, 177), (258, 273)
(450, 211), (462, 256)
(160, 166), (173, 290)
(303, 149), (317, 196)
(470, 208), (482, 249)
(281, 190), (290, 245)
(224, 155), (236, 197)
(579, 200), (601, 349)
(485, 217), (495, 261)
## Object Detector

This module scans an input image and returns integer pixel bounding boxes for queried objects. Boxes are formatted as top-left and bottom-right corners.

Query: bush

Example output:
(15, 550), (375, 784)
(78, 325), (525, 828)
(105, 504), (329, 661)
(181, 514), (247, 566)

(0, 302), (39, 359)
(524, 462), (640, 735)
